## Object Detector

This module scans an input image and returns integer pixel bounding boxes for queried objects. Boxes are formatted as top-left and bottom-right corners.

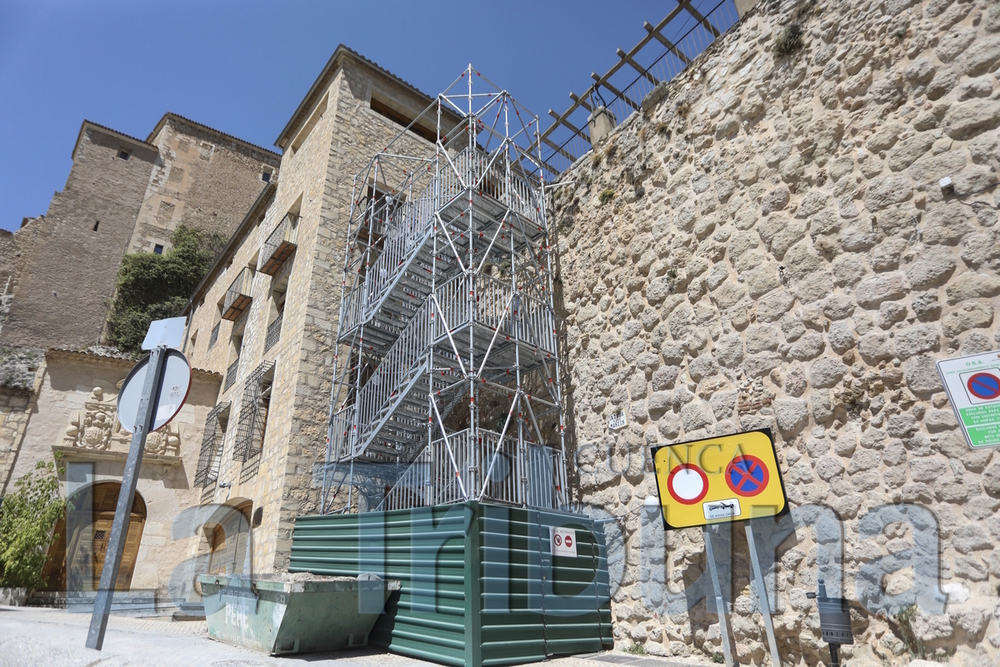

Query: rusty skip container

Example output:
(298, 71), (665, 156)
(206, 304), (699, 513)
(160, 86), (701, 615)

(199, 573), (399, 655)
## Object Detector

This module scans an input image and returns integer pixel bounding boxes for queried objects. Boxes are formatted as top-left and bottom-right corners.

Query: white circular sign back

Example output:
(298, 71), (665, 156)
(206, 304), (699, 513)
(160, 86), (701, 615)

(117, 349), (192, 434)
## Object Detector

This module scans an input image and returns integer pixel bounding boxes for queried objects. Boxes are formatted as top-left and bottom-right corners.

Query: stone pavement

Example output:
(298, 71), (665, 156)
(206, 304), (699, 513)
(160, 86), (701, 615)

(0, 607), (714, 667)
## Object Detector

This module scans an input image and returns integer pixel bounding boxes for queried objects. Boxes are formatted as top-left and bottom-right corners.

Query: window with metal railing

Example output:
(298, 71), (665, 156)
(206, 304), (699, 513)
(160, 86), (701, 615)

(259, 213), (299, 276)
(208, 321), (220, 349)
(224, 357), (240, 391)
(194, 402), (230, 487)
(222, 267), (254, 321)
(233, 362), (275, 461)
(264, 312), (283, 352)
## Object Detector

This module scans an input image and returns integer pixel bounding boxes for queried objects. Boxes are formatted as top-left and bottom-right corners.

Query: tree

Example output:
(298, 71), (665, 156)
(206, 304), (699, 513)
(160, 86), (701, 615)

(106, 226), (226, 355)
(0, 460), (65, 590)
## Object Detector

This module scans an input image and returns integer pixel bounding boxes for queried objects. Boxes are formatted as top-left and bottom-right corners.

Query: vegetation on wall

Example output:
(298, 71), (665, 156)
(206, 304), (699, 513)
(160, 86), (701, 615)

(106, 226), (226, 356)
(0, 345), (42, 390)
(773, 23), (804, 57)
(0, 460), (65, 590)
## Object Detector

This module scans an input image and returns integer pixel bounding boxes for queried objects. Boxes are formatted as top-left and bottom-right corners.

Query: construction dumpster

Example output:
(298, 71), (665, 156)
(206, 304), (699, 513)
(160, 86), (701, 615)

(199, 572), (399, 655)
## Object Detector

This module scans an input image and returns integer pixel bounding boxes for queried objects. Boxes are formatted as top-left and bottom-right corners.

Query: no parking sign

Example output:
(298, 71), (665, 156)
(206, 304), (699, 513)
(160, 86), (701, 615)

(651, 429), (788, 530)
(937, 351), (1000, 449)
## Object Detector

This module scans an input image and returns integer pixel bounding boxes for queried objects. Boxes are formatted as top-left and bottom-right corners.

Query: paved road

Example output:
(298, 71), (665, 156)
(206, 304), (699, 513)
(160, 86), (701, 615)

(0, 607), (711, 667)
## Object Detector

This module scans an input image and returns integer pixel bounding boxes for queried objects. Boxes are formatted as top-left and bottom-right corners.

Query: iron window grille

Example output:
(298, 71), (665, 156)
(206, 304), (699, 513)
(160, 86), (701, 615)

(208, 321), (220, 349)
(194, 402), (230, 487)
(264, 312), (283, 352)
(233, 361), (275, 461)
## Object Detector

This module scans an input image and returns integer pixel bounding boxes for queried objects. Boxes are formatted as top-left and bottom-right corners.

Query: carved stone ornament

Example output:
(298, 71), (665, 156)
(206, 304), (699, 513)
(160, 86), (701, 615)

(63, 386), (181, 456)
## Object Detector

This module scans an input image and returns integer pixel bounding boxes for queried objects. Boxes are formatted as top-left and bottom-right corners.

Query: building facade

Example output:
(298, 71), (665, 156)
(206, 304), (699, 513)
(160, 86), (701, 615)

(182, 45), (462, 572)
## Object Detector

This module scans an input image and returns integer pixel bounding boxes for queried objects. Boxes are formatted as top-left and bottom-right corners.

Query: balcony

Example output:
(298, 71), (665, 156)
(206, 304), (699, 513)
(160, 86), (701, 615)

(259, 214), (298, 276)
(222, 267), (254, 321)
(264, 312), (283, 352)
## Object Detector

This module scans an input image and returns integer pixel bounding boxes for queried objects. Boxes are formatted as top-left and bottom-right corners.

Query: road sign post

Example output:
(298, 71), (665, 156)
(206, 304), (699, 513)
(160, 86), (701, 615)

(651, 430), (789, 666)
(86, 345), (167, 650)
(936, 351), (1000, 449)
(86, 319), (192, 650)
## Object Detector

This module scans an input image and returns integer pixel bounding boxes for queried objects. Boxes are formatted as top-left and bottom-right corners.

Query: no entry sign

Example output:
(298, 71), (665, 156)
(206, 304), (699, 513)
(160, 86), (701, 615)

(937, 352), (1000, 449)
(651, 429), (788, 530)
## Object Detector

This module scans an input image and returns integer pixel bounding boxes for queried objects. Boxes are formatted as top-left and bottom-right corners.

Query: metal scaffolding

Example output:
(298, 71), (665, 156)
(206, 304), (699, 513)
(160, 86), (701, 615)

(320, 66), (568, 514)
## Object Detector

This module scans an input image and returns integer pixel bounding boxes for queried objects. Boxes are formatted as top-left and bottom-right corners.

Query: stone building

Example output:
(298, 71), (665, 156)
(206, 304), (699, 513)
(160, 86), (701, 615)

(181, 45), (462, 573)
(0, 113), (280, 606)
(551, 0), (1000, 664)
(1, 114), (280, 351)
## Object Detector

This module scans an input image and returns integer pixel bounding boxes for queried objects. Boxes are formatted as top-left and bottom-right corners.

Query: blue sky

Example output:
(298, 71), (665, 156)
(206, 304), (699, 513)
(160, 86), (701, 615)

(0, 0), (690, 232)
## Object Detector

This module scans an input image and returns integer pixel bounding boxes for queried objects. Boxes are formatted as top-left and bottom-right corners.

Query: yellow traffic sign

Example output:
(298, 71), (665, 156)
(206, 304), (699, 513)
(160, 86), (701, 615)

(651, 429), (788, 530)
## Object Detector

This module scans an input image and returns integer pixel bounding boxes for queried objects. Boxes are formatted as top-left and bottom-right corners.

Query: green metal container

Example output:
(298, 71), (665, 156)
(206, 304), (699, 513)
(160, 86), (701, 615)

(199, 573), (400, 655)
(290, 501), (614, 667)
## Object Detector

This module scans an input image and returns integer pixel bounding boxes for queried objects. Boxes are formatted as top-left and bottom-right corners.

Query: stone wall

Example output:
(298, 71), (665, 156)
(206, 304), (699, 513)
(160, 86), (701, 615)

(0, 386), (37, 496)
(553, 0), (1000, 664)
(1, 127), (158, 350)
(128, 115), (281, 255)
(7, 350), (222, 598)
(182, 52), (451, 573)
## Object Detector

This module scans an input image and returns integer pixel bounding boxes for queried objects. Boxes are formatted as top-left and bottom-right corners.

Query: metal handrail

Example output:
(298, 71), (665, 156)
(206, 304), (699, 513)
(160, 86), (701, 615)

(223, 267), (254, 315)
(376, 428), (565, 511)
(260, 213), (299, 269)
(340, 146), (546, 335)
(540, 0), (738, 173)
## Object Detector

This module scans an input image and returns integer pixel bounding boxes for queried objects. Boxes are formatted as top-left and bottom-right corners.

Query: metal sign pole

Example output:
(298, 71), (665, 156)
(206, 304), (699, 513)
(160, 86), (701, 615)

(745, 523), (782, 667)
(703, 525), (735, 667)
(86, 345), (167, 650)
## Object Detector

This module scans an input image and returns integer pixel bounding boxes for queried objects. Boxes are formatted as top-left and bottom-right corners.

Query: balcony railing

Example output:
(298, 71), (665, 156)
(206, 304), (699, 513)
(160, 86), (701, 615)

(259, 214), (299, 276)
(224, 357), (240, 391)
(222, 267), (253, 321)
(264, 312), (283, 352)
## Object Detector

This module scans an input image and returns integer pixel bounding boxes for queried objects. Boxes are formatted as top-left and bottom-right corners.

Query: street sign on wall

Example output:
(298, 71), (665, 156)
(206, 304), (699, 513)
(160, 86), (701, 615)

(551, 526), (577, 557)
(650, 429), (788, 530)
(936, 351), (1000, 449)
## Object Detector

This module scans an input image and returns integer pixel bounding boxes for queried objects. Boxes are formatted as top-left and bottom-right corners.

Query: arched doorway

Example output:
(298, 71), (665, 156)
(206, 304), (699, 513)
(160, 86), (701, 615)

(207, 501), (252, 575)
(41, 482), (147, 592)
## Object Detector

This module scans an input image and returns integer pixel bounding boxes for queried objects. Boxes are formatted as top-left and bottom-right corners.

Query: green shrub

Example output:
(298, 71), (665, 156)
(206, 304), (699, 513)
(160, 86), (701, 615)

(599, 189), (615, 205)
(774, 24), (803, 57)
(0, 460), (65, 590)
(106, 226), (225, 355)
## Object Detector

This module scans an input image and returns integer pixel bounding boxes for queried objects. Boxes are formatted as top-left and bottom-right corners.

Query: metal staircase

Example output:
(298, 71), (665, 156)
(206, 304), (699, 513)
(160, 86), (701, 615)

(321, 67), (567, 513)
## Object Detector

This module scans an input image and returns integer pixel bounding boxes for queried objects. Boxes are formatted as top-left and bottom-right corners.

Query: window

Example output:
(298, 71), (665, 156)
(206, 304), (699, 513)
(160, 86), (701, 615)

(153, 244), (164, 255)
(194, 403), (230, 487)
(261, 167), (273, 183)
(265, 276), (287, 353)
(93, 220), (99, 232)
(370, 93), (436, 143)
(118, 149), (131, 160)
(224, 321), (245, 392)
(233, 362), (275, 461)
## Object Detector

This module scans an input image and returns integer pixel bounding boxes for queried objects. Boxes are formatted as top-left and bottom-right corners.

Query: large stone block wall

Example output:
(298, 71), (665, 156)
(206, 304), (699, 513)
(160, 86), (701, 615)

(128, 116), (281, 255)
(553, 0), (1000, 664)
(2, 128), (158, 350)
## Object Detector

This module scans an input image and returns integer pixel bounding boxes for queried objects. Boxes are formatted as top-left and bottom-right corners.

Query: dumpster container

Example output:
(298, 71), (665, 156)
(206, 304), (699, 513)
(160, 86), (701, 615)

(199, 572), (399, 655)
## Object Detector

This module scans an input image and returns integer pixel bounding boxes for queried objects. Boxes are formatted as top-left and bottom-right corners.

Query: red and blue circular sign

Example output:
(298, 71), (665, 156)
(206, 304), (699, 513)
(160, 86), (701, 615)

(725, 455), (769, 497)
(966, 372), (1000, 400)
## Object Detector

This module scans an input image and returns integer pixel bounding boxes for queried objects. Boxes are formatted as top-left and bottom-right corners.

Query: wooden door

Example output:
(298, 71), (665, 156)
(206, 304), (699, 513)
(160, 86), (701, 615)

(207, 504), (252, 575)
